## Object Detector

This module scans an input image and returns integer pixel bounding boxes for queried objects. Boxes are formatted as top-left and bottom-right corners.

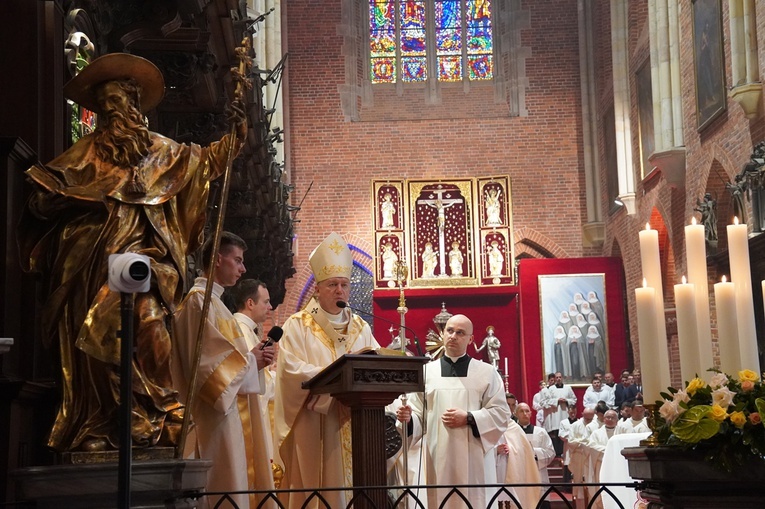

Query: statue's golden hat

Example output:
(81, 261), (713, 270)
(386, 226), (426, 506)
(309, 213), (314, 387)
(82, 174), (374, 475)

(309, 232), (353, 282)
(64, 53), (165, 114)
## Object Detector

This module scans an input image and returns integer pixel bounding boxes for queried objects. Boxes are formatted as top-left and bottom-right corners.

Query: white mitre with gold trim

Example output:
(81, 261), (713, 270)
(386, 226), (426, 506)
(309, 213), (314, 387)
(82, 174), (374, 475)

(309, 232), (353, 282)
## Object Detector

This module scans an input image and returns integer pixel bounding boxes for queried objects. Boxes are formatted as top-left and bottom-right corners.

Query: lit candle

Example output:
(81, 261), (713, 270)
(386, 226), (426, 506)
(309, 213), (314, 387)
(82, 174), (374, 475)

(714, 276), (741, 374)
(727, 217), (760, 374)
(635, 279), (661, 403)
(675, 276), (701, 382)
(685, 217), (714, 374)
(638, 223), (672, 390)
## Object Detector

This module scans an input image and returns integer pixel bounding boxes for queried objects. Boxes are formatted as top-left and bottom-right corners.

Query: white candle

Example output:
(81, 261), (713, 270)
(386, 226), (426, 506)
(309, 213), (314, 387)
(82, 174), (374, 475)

(727, 218), (760, 374)
(675, 276), (701, 382)
(714, 276), (741, 374)
(504, 357), (508, 375)
(635, 280), (661, 403)
(685, 218), (714, 374)
(638, 223), (672, 390)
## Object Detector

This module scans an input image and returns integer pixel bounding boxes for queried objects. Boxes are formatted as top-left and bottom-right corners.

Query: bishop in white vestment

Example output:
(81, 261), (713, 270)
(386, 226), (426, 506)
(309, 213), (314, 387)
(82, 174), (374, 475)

(273, 233), (379, 509)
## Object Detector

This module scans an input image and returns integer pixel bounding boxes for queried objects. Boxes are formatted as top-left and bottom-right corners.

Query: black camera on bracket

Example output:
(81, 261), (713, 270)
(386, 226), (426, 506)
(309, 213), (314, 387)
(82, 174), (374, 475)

(108, 253), (151, 293)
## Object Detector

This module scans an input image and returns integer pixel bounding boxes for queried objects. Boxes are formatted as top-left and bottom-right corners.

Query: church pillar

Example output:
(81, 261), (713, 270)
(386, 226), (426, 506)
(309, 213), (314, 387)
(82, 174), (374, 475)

(578, 0), (606, 245)
(646, 0), (686, 188)
(611, 0), (636, 215)
(728, 0), (762, 118)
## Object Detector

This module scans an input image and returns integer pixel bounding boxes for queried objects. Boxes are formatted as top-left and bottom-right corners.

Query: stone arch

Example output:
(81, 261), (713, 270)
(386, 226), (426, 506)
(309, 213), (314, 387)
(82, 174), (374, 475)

(513, 227), (569, 259)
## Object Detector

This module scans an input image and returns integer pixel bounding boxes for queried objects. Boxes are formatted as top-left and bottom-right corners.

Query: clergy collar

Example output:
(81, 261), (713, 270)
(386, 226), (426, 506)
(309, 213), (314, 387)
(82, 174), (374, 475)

(440, 354), (471, 377)
(323, 306), (350, 330)
(193, 277), (224, 298)
(234, 312), (256, 330)
(520, 423), (534, 434)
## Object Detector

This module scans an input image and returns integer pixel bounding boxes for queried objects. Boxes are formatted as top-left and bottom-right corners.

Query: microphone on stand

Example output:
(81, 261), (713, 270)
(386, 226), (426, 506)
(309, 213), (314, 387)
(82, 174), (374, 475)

(259, 325), (284, 350)
(336, 301), (427, 358)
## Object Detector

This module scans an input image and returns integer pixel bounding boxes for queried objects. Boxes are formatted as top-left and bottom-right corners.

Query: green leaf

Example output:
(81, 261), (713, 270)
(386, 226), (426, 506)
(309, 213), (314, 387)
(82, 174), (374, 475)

(671, 405), (720, 443)
(755, 398), (765, 417)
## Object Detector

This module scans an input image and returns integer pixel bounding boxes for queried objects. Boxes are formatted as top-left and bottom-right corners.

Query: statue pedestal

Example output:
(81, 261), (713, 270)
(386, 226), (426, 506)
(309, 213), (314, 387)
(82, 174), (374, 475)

(13, 459), (211, 508)
(623, 446), (765, 509)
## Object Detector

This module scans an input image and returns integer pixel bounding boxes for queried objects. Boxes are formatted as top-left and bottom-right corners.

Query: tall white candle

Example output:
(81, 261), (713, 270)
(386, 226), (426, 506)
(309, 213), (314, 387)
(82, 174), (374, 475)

(635, 280), (661, 403)
(714, 276), (741, 374)
(504, 357), (508, 376)
(675, 276), (701, 382)
(727, 218), (760, 374)
(685, 218), (714, 374)
(638, 223), (672, 390)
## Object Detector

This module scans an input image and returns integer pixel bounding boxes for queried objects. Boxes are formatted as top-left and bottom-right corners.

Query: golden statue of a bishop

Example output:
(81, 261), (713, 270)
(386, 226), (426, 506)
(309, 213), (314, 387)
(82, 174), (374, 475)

(19, 53), (246, 452)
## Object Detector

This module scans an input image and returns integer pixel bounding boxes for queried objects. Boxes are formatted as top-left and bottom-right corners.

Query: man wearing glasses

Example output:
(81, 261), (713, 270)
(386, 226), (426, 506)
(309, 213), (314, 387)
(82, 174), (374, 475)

(396, 314), (511, 508)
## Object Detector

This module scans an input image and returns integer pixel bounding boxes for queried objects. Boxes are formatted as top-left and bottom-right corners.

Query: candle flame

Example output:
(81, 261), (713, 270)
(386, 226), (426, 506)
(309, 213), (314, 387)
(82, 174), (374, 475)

(722, 275), (727, 283)
(643, 278), (648, 288)
(645, 223), (651, 231)
(681, 275), (687, 284)
(691, 217), (697, 226)
(734, 216), (739, 225)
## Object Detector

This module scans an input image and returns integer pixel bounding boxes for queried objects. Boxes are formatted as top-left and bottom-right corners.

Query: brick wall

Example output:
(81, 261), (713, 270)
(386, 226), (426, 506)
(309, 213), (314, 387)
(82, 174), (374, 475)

(277, 0), (587, 320)
(601, 0), (765, 382)
(277, 0), (765, 382)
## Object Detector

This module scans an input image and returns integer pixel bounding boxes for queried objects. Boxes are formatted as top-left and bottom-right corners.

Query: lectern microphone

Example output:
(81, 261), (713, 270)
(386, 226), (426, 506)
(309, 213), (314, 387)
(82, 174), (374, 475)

(336, 301), (427, 357)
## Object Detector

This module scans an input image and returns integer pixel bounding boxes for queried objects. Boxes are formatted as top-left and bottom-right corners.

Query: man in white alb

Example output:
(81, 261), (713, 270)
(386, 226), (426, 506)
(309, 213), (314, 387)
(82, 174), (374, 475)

(397, 314), (510, 508)
(542, 371), (577, 457)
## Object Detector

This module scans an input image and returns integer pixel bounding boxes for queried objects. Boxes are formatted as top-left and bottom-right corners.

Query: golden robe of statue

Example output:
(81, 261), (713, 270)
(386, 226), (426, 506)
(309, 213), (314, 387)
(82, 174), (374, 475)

(18, 53), (244, 452)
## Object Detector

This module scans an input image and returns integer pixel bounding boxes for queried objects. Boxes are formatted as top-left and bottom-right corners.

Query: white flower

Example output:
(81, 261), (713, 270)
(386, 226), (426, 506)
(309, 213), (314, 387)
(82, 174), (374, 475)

(711, 386), (736, 409)
(672, 389), (690, 404)
(659, 399), (682, 423)
(709, 372), (729, 390)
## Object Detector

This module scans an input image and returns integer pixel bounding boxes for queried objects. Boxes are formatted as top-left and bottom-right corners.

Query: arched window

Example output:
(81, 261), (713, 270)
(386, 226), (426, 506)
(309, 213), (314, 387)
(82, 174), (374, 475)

(370, 0), (493, 84)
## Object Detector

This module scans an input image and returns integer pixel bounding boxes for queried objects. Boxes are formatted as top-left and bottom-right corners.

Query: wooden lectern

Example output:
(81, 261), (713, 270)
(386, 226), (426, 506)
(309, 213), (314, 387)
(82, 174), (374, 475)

(302, 353), (428, 508)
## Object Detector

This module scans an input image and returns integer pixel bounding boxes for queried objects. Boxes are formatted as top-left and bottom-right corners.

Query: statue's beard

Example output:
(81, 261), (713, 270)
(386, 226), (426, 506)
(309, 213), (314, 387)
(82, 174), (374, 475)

(94, 107), (152, 168)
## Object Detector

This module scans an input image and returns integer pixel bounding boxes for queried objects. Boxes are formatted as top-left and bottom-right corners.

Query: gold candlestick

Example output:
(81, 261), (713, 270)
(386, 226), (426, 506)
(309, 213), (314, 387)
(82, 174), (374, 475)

(639, 403), (661, 447)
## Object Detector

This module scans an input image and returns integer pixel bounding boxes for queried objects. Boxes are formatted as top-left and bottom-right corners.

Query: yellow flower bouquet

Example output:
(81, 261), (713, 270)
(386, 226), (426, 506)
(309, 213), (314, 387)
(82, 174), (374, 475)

(656, 370), (765, 471)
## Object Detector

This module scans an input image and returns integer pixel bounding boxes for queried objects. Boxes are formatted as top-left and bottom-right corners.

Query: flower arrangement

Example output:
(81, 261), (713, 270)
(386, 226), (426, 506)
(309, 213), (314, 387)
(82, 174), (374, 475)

(656, 369), (765, 472)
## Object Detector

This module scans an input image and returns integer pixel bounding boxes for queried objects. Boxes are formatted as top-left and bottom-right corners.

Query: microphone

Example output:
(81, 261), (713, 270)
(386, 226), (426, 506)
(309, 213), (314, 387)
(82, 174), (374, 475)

(259, 325), (283, 350)
(336, 301), (427, 357)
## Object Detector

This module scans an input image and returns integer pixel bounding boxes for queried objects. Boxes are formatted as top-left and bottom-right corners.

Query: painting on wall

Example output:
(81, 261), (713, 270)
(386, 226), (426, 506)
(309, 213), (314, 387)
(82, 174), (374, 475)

(538, 273), (608, 386)
(693, 0), (726, 131)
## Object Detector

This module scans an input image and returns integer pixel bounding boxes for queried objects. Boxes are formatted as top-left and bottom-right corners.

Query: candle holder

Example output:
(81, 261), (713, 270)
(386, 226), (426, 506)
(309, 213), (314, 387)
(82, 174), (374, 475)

(639, 403), (661, 447)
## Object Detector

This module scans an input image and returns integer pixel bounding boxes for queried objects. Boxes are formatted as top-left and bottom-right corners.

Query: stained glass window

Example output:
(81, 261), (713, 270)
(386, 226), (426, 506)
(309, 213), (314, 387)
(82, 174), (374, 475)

(370, 0), (493, 84)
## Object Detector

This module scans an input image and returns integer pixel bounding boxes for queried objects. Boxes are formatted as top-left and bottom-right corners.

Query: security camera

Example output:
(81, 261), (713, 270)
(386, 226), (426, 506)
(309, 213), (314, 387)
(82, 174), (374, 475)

(108, 253), (151, 293)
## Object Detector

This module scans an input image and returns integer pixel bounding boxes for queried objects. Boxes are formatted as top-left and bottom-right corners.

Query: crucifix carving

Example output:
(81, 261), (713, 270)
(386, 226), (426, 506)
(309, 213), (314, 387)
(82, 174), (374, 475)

(417, 189), (463, 277)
